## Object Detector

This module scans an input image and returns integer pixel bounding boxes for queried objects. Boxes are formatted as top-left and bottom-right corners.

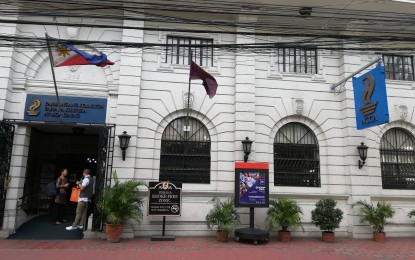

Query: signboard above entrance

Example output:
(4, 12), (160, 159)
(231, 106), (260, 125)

(24, 94), (107, 124)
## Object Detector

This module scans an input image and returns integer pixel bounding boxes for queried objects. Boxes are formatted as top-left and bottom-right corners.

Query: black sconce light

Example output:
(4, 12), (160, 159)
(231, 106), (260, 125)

(299, 7), (312, 16)
(357, 142), (368, 169)
(118, 131), (131, 161)
(241, 137), (253, 162)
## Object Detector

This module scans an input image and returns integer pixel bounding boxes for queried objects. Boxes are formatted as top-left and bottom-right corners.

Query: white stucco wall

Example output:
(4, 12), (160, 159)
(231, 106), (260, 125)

(0, 6), (414, 239)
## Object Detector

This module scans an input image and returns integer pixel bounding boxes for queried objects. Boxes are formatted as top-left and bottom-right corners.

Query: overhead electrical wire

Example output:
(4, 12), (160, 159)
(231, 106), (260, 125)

(0, 0), (415, 53)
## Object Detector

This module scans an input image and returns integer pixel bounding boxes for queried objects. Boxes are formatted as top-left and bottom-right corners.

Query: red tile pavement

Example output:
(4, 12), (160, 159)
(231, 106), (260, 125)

(1, 237), (415, 260)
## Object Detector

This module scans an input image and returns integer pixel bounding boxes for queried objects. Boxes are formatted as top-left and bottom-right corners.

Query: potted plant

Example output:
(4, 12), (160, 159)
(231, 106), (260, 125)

(205, 197), (240, 242)
(266, 196), (303, 242)
(96, 172), (145, 243)
(311, 198), (344, 242)
(352, 200), (395, 242)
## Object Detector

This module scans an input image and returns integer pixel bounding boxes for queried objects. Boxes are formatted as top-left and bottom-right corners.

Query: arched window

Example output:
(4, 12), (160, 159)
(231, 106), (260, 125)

(160, 117), (211, 184)
(274, 122), (320, 187)
(380, 128), (415, 189)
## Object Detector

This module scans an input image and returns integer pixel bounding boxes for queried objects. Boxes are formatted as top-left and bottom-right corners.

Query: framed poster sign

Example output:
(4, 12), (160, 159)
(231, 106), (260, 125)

(234, 162), (269, 208)
(148, 181), (182, 216)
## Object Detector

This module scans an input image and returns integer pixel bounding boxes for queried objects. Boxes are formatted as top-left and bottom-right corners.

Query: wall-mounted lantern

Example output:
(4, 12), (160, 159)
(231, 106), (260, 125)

(357, 142), (368, 169)
(241, 137), (253, 162)
(118, 131), (131, 161)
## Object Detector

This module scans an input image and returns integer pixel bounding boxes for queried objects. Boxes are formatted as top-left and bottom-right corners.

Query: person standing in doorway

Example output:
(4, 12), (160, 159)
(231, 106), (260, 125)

(53, 168), (69, 224)
(66, 169), (93, 231)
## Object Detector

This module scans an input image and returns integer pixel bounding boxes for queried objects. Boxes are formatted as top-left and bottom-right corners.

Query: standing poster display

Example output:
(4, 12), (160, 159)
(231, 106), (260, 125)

(234, 162), (270, 244)
(234, 162), (269, 208)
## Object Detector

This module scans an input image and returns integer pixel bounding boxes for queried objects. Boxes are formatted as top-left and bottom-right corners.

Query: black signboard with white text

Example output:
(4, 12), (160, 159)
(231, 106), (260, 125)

(148, 181), (182, 216)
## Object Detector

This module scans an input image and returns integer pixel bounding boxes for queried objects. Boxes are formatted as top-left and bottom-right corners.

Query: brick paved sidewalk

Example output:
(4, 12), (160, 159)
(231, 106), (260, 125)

(1, 237), (414, 260)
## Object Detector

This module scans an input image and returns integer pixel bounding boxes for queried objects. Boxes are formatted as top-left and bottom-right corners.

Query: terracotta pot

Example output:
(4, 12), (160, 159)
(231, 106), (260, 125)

(322, 231), (335, 242)
(216, 230), (229, 242)
(106, 223), (124, 243)
(278, 230), (291, 242)
(373, 231), (386, 242)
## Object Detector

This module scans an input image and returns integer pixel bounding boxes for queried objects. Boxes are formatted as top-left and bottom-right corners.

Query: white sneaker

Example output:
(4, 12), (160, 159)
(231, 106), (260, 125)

(66, 226), (77, 230)
(77, 225), (83, 230)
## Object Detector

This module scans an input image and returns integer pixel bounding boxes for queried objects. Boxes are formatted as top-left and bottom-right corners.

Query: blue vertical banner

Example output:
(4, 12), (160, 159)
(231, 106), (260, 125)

(352, 63), (389, 130)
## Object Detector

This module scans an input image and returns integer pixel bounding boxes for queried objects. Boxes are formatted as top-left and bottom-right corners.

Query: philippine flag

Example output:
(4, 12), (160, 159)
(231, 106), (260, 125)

(51, 42), (114, 67)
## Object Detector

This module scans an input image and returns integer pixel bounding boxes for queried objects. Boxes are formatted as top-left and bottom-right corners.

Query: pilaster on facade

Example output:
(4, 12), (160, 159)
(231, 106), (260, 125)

(115, 16), (145, 174)
(0, 14), (18, 119)
(235, 15), (257, 163)
(4, 125), (31, 231)
(336, 53), (376, 237)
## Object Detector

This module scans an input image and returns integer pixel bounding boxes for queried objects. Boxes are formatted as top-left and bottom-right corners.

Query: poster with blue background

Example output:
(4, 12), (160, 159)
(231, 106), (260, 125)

(235, 162), (269, 208)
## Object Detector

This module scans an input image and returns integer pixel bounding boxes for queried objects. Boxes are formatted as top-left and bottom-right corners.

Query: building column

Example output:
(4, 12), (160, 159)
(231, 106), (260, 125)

(113, 16), (144, 181)
(0, 10), (18, 119)
(338, 52), (372, 238)
(235, 15), (257, 163)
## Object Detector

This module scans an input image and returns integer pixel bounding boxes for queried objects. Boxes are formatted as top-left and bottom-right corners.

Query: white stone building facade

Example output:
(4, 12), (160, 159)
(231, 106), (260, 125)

(0, 0), (415, 239)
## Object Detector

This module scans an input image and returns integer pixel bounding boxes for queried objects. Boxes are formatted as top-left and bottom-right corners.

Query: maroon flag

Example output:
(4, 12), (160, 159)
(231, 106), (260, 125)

(190, 61), (218, 98)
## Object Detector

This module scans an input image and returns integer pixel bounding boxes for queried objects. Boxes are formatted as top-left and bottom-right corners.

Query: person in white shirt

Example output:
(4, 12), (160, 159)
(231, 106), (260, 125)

(66, 169), (93, 231)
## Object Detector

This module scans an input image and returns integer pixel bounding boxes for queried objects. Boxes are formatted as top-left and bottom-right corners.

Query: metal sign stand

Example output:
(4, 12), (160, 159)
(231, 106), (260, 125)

(151, 216), (175, 241)
(234, 207), (269, 244)
(330, 56), (383, 92)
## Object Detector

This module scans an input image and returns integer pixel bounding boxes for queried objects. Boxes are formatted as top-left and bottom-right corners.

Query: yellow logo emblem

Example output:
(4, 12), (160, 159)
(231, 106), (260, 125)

(27, 99), (41, 116)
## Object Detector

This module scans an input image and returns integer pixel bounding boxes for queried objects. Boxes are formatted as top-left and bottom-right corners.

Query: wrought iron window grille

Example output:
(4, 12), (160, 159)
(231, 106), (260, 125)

(274, 122), (320, 187)
(383, 54), (414, 81)
(380, 128), (415, 189)
(166, 36), (213, 67)
(160, 117), (211, 184)
(277, 48), (318, 74)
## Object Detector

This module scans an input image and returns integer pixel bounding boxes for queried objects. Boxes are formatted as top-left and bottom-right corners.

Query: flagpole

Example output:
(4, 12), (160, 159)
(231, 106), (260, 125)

(45, 33), (62, 120)
(184, 50), (193, 181)
(186, 51), (193, 132)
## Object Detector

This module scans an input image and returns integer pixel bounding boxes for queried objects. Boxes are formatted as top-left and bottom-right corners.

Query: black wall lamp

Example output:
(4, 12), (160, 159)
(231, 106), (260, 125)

(118, 131), (131, 161)
(299, 7), (312, 16)
(357, 142), (368, 169)
(241, 137), (253, 162)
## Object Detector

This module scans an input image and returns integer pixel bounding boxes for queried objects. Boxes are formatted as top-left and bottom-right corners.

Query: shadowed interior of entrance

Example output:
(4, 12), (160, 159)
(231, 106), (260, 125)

(16, 124), (99, 239)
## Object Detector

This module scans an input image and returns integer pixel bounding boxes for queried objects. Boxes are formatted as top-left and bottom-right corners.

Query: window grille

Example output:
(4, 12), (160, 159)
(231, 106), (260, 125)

(277, 48), (317, 74)
(274, 122), (320, 187)
(380, 128), (415, 189)
(160, 117), (211, 184)
(166, 36), (213, 66)
(383, 55), (414, 81)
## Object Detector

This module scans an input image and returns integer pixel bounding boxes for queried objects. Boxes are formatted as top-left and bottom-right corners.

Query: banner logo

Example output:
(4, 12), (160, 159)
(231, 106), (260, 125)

(27, 99), (41, 116)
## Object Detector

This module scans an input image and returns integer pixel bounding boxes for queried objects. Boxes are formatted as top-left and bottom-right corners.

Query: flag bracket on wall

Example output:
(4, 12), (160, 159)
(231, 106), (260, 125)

(330, 55), (383, 92)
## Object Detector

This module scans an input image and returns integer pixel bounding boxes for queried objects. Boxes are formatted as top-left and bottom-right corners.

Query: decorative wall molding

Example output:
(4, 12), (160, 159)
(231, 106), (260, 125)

(293, 98), (305, 115)
(395, 105), (408, 120)
(183, 92), (194, 109)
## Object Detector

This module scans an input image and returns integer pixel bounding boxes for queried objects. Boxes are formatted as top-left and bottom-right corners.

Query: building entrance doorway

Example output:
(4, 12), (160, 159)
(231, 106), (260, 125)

(4, 120), (114, 239)
(23, 125), (100, 215)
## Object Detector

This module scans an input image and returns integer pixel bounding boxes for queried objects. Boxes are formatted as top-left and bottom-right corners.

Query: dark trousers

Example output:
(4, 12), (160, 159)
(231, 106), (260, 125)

(53, 203), (65, 223)
(48, 197), (55, 216)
